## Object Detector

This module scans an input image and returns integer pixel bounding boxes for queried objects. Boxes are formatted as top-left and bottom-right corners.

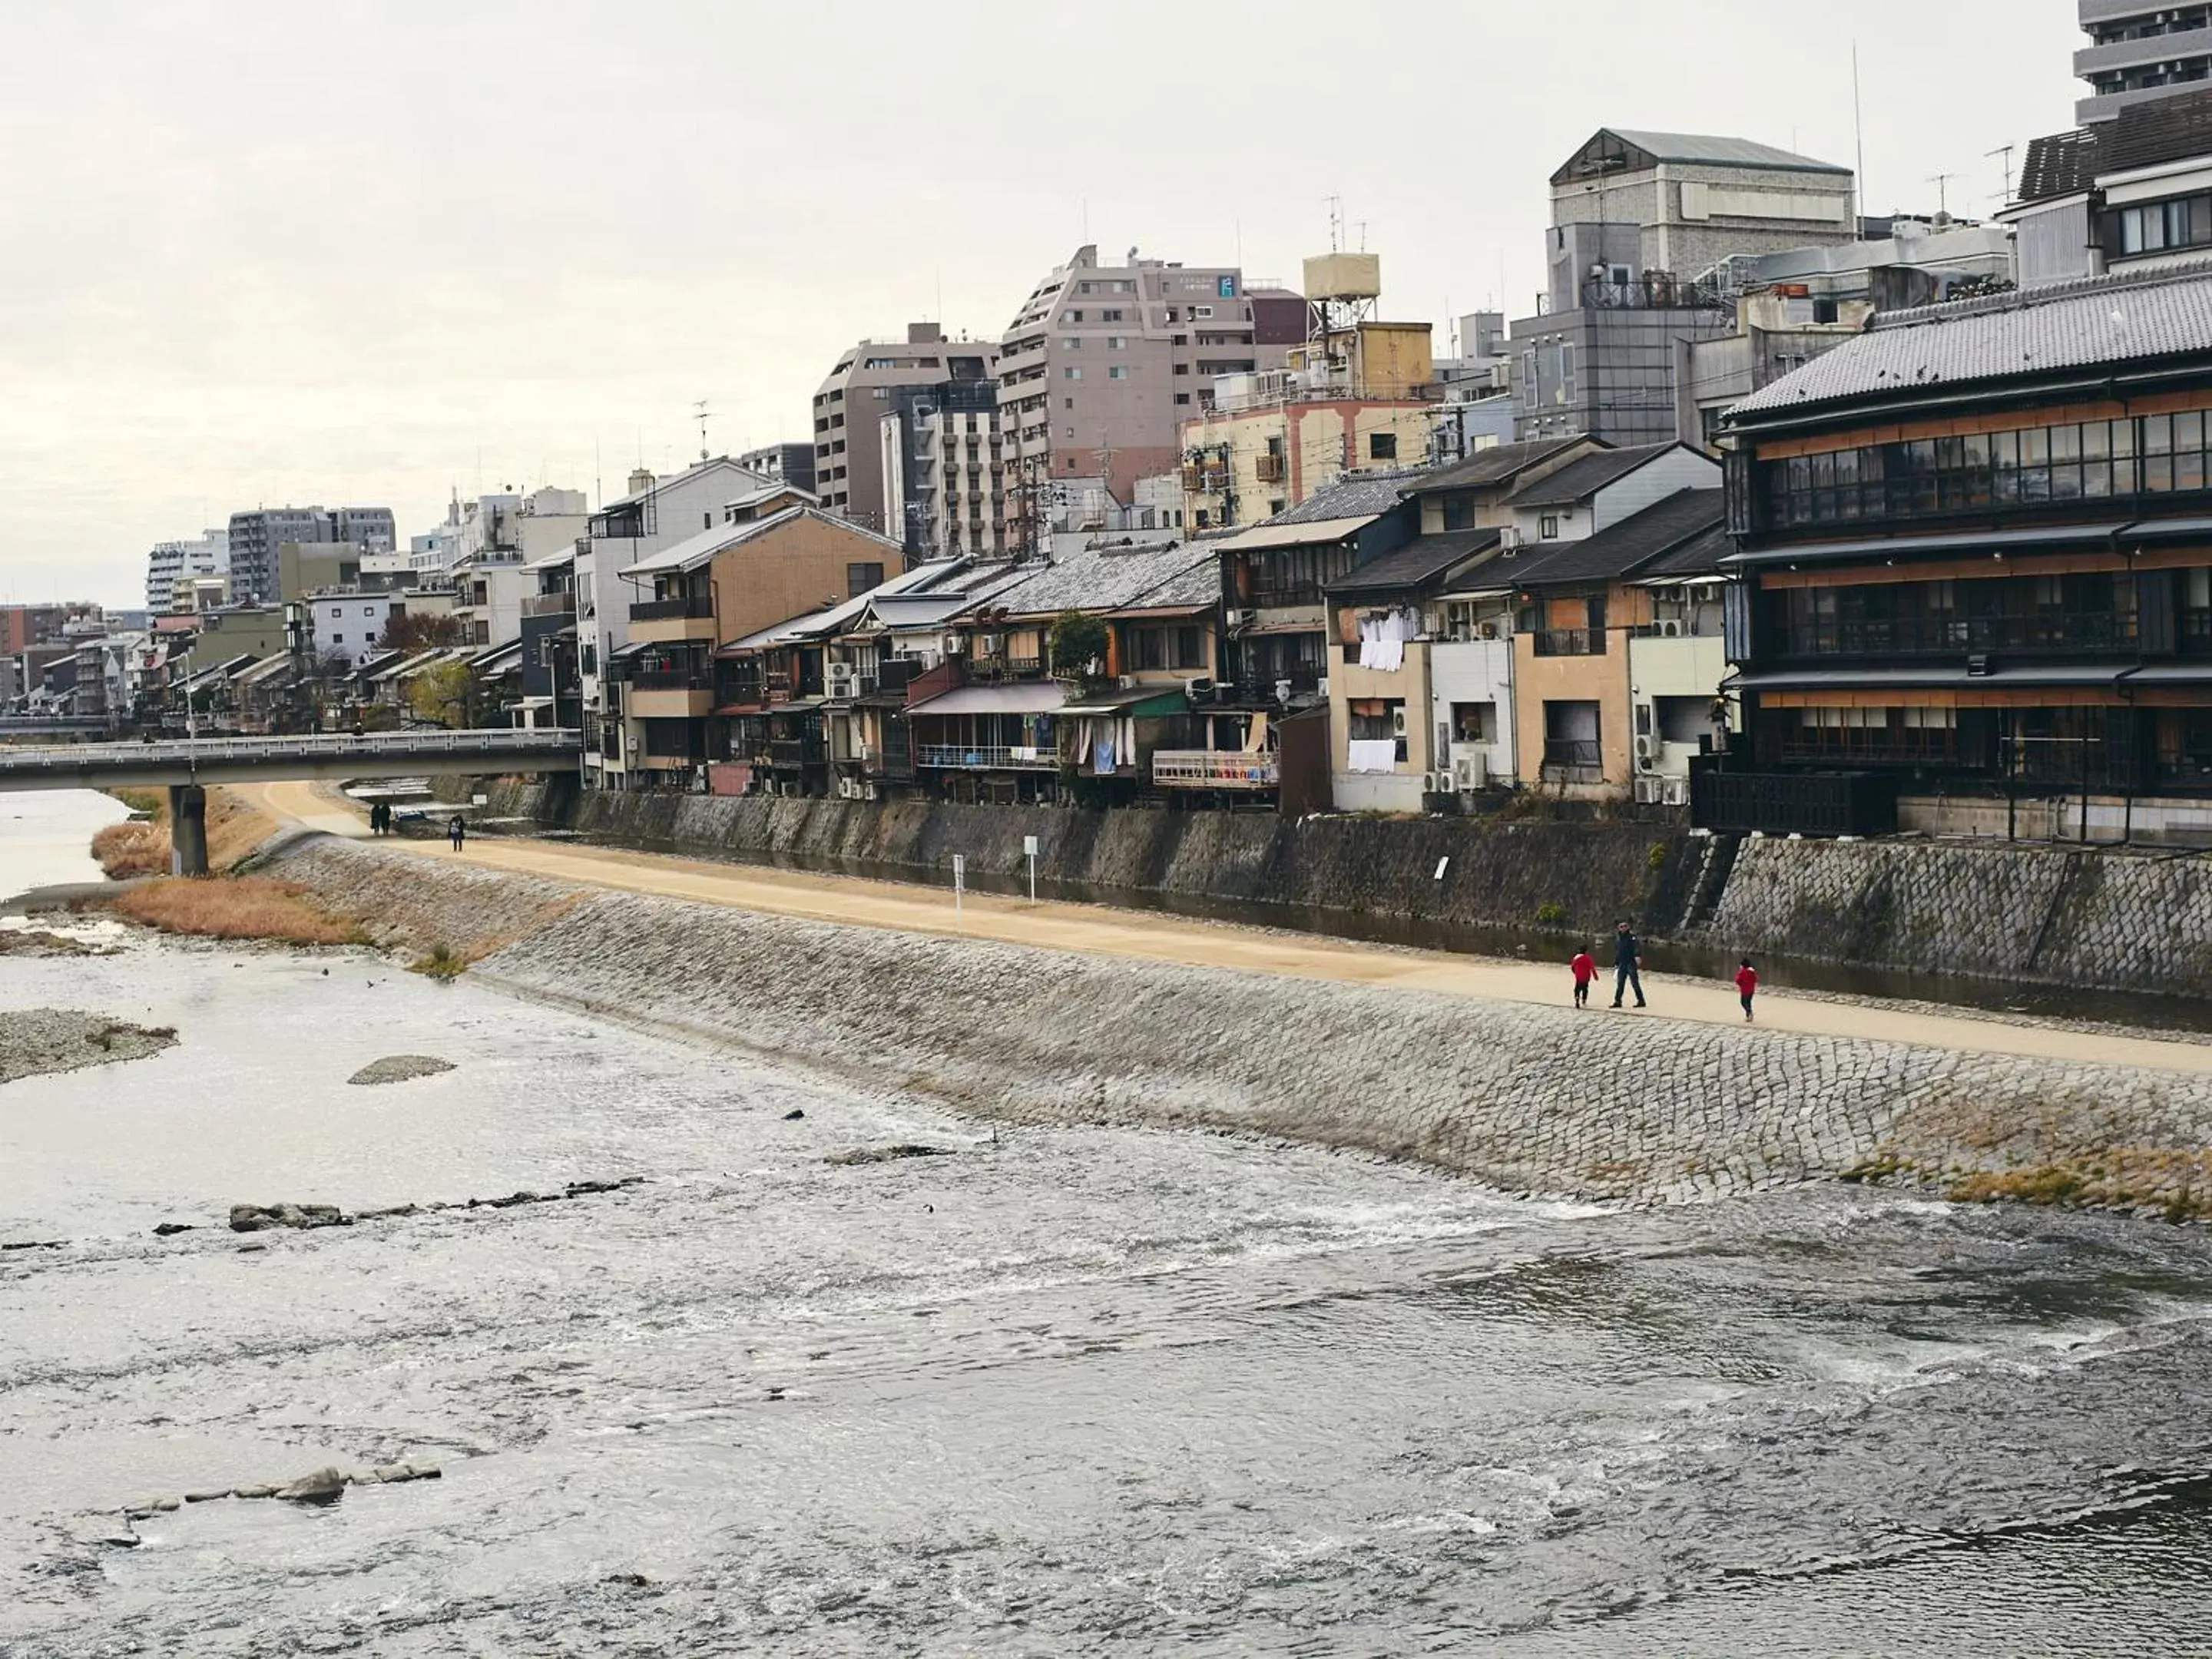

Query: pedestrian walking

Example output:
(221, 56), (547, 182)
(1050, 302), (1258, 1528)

(1735, 958), (1759, 1023)
(1570, 945), (1597, 1009)
(1610, 920), (1647, 1010)
(449, 814), (465, 852)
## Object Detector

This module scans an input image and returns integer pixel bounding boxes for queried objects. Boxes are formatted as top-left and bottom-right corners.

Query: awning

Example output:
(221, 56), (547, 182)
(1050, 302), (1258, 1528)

(907, 681), (1068, 717)
(1724, 522), (2131, 570)
(1060, 687), (1187, 717)
(1210, 516), (1374, 553)
(608, 639), (653, 662)
(1729, 664), (2137, 692)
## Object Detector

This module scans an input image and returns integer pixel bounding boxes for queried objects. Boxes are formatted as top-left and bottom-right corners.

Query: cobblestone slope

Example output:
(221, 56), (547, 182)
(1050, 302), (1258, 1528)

(273, 839), (2212, 1218)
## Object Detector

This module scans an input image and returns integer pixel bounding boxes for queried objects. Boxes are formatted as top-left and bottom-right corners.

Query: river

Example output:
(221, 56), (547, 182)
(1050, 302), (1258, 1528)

(4, 789), (2212, 1655)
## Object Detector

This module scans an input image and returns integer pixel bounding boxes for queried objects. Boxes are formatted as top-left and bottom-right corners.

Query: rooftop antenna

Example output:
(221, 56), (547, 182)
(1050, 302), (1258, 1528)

(1928, 171), (1958, 217)
(693, 399), (711, 462)
(1853, 41), (1868, 227)
(1326, 195), (1344, 253)
(1986, 143), (2017, 208)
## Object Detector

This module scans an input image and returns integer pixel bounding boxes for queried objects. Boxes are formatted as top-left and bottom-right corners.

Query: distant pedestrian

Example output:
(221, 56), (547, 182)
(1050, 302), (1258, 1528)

(1570, 945), (1597, 1009)
(1610, 920), (1647, 1010)
(1735, 958), (1759, 1023)
(449, 814), (465, 852)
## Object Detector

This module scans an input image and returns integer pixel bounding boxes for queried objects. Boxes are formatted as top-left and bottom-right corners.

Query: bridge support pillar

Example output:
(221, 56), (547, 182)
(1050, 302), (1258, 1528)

(167, 784), (208, 877)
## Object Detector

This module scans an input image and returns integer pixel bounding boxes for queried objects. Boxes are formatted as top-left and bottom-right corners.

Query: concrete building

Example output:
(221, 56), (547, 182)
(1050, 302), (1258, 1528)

(996, 244), (1305, 552)
(2077, 2), (2212, 124)
(1511, 130), (1858, 447)
(574, 456), (772, 789)
(812, 325), (997, 537)
(737, 442), (817, 497)
(145, 528), (228, 614)
(1674, 217), (2019, 449)
(227, 506), (396, 603)
(884, 385), (1010, 560)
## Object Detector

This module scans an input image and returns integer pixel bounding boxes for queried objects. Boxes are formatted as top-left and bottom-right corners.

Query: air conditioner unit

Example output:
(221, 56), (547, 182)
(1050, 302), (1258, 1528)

(1634, 735), (1657, 765)
(943, 633), (967, 654)
(1499, 526), (1524, 552)
(861, 782), (880, 801)
(1634, 777), (1662, 804)
(1436, 770), (1459, 793)
(1477, 621), (1499, 640)
(1455, 753), (1486, 790)
(1661, 777), (1689, 807)
(1224, 609), (1250, 629)
(1183, 676), (1214, 699)
(1422, 772), (1439, 793)
(825, 662), (857, 699)
(836, 776), (860, 800)
(1392, 707), (1409, 737)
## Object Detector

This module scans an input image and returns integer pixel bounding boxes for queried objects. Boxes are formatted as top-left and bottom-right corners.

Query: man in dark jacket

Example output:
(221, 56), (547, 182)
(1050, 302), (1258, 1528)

(1611, 919), (1647, 1009)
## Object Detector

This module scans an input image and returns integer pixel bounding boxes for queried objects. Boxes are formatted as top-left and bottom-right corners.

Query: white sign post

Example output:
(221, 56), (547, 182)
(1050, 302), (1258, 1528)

(952, 853), (965, 913)
(1023, 834), (1039, 903)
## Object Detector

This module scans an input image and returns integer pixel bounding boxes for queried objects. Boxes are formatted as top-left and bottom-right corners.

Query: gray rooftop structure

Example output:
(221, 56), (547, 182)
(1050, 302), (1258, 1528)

(1728, 264), (2212, 422)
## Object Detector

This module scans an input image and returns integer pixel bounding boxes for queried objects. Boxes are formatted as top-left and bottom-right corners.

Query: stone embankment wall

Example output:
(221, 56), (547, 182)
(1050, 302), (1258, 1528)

(491, 783), (1707, 943)
(1707, 837), (2212, 997)
(271, 838), (2212, 1217)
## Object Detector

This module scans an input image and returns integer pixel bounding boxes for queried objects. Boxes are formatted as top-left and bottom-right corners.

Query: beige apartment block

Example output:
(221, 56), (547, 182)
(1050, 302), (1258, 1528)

(997, 244), (1304, 550)
(812, 324), (997, 537)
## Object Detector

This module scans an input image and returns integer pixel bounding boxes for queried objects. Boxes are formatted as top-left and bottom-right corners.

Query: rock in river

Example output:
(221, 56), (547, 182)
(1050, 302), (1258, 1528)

(230, 1204), (347, 1233)
(348, 1054), (455, 1087)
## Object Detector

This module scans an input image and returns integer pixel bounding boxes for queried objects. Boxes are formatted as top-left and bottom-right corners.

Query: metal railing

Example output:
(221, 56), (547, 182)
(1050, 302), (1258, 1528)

(1778, 614), (2137, 658)
(522, 592), (575, 618)
(916, 743), (1060, 770)
(1533, 628), (1602, 657)
(1152, 750), (1280, 788)
(628, 669), (712, 692)
(629, 596), (716, 622)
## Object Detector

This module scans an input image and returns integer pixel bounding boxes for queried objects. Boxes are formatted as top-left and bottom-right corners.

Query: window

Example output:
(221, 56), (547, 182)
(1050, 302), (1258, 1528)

(1174, 393), (1190, 406)
(1065, 367), (1082, 379)
(1540, 514), (1561, 539)
(1065, 398), (1075, 409)
(1174, 625), (1206, 668)
(1542, 700), (1601, 776)
(1452, 701), (1498, 743)
(1107, 336), (1127, 349)
(1194, 305), (1215, 319)
(1108, 366), (1130, 379)
(1348, 698), (1407, 761)
(1063, 336), (1081, 348)
(1102, 310), (1124, 323)
(1270, 498), (1285, 515)
(846, 561), (884, 598)
(703, 512), (713, 528)
(1065, 426), (1075, 438)
(1174, 363), (1189, 375)
(1442, 493), (1475, 531)
(1062, 310), (1083, 323)
(1369, 432), (1398, 461)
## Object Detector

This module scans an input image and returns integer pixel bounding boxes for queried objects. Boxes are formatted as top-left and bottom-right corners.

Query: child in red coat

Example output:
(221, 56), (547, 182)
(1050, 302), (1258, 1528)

(1571, 947), (1597, 1009)
(1735, 959), (1759, 1022)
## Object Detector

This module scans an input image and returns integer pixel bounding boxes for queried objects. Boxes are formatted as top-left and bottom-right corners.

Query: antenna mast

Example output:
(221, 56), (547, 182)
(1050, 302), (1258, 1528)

(693, 400), (711, 462)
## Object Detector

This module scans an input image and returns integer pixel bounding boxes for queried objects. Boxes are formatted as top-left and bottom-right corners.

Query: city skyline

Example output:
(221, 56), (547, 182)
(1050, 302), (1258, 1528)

(2, 0), (2078, 606)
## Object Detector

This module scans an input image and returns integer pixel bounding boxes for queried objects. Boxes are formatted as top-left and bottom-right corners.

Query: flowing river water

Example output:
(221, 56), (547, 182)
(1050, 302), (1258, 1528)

(5, 790), (2212, 1654)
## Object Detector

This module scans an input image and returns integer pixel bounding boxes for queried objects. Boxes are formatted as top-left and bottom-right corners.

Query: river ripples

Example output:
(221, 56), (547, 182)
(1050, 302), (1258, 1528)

(3, 791), (2212, 1654)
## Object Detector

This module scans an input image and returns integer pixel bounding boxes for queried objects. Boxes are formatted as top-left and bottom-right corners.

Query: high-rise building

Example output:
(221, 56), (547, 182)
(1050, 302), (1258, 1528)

(810, 325), (997, 535)
(737, 442), (818, 497)
(886, 387), (1010, 559)
(144, 528), (228, 613)
(994, 245), (1303, 553)
(1508, 129), (1857, 446)
(2077, 3), (2212, 124)
(226, 505), (395, 601)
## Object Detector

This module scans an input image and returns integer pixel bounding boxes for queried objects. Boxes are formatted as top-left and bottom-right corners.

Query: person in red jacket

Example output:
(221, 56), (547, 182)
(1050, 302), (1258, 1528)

(1735, 958), (1759, 1022)
(1570, 945), (1597, 1009)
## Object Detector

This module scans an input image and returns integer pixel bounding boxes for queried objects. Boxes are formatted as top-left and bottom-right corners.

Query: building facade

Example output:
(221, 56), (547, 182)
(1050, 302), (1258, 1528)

(996, 244), (1304, 551)
(737, 442), (818, 498)
(2077, 2), (2212, 124)
(1717, 265), (2212, 843)
(227, 506), (396, 603)
(145, 528), (229, 614)
(1512, 129), (1859, 447)
(812, 324), (997, 536)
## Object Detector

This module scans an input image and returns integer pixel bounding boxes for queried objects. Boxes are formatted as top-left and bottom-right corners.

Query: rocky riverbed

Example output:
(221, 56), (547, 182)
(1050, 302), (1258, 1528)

(0, 1007), (174, 1086)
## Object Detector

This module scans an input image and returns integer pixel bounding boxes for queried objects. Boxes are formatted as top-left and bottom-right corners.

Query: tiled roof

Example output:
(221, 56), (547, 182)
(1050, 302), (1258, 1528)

(1505, 443), (1681, 506)
(1728, 267), (2212, 422)
(1263, 469), (1428, 525)
(1562, 128), (1850, 179)
(1408, 437), (1593, 495)
(978, 541), (1217, 619)
(1499, 490), (1725, 588)
(1636, 521), (1732, 580)
(2104, 85), (2212, 176)
(2018, 127), (2101, 203)
(1325, 531), (1503, 598)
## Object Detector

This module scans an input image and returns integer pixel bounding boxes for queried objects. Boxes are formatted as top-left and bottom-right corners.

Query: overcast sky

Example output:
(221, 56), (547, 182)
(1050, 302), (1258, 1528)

(0, 0), (2081, 606)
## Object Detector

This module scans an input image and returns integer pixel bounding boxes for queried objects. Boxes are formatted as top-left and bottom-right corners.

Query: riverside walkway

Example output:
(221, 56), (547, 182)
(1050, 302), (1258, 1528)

(243, 779), (2212, 1078)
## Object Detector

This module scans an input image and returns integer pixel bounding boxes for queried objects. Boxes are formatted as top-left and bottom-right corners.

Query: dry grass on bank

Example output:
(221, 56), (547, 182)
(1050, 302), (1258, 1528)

(93, 787), (278, 879)
(108, 876), (363, 946)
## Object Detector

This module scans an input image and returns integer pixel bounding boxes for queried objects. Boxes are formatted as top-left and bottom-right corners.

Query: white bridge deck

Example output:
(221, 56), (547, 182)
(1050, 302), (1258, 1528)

(0, 729), (582, 790)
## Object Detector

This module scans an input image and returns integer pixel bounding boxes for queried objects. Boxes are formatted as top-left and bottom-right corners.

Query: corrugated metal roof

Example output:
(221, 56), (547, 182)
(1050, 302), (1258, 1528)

(2018, 127), (2101, 203)
(1209, 516), (1376, 553)
(2104, 85), (2212, 177)
(1263, 470), (1427, 525)
(1506, 443), (1682, 506)
(977, 541), (1218, 618)
(1499, 490), (1725, 589)
(1729, 267), (2212, 421)
(907, 681), (1068, 717)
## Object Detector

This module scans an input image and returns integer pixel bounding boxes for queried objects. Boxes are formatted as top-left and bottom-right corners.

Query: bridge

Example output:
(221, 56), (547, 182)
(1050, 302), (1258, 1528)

(0, 729), (581, 874)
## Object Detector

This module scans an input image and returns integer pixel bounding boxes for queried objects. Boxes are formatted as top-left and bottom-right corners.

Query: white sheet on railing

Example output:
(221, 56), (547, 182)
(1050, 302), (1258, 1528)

(1347, 738), (1399, 773)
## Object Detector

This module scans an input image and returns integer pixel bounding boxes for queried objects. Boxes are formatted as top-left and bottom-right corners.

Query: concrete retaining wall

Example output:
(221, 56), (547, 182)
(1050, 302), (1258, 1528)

(488, 781), (1704, 943)
(1707, 836), (2212, 997)
(270, 838), (2212, 1217)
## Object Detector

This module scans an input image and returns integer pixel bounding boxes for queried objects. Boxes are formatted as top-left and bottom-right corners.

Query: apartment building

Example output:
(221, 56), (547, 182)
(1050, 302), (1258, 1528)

(2077, 2), (2212, 124)
(883, 387), (1011, 559)
(1511, 129), (1858, 446)
(737, 441), (818, 497)
(145, 529), (229, 614)
(2005, 87), (2212, 292)
(227, 505), (396, 603)
(811, 324), (997, 536)
(996, 244), (1304, 550)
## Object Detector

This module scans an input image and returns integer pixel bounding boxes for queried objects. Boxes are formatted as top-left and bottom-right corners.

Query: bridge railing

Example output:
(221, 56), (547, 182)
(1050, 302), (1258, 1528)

(0, 728), (584, 774)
